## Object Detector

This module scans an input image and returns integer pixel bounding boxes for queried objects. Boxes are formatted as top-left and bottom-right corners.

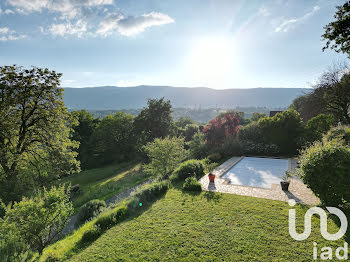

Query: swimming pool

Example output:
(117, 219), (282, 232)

(221, 157), (289, 189)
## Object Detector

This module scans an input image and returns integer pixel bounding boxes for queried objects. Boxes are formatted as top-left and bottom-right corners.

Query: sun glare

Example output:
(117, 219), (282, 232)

(186, 37), (235, 88)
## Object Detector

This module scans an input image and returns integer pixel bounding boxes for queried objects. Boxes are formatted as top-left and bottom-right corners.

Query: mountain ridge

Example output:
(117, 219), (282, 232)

(63, 85), (310, 110)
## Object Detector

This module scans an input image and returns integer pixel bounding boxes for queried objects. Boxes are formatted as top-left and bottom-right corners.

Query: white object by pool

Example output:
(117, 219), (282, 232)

(221, 157), (289, 189)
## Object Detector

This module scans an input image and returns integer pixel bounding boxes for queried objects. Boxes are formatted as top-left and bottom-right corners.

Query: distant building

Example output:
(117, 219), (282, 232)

(269, 110), (284, 117)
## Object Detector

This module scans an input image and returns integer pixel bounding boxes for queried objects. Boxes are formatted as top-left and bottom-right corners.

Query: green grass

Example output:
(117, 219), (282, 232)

(63, 189), (345, 262)
(58, 161), (152, 210)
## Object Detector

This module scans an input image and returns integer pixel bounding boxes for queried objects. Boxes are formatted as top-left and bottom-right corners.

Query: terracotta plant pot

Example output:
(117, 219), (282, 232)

(280, 181), (290, 191)
(208, 173), (216, 183)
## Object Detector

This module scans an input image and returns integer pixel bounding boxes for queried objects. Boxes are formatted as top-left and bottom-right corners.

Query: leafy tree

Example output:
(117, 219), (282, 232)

(143, 136), (187, 177)
(71, 110), (99, 169)
(322, 1), (350, 56)
(0, 65), (79, 202)
(289, 91), (328, 122)
(250, 112), (267, 122)
(303, 114), (336, 143)
(181, 124), (200, 142)
(298, 139), (350, 206)
(239, 110), (303, 155)
(188, 132), (208, 159)
(134, 98), (174, 145)
(1, 185), (73, 254)
(323, 125), (350, 145)
(202, 112), (240, 145)
(313, 64), (350, 124)
(175, 117), (195, 128)
(87, 112), (135, 167)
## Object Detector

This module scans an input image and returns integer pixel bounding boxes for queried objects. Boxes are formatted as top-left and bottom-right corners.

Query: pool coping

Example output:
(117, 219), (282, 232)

(214, 156), (293, 182)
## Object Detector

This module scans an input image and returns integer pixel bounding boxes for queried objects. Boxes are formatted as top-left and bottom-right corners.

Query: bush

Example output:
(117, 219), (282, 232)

(298, 139), (350, 206)
(182, 177), (202, 191)
(303, 114), (336, 143)
(80, 225), (101, 244)
(95, 206), (128, 231)
(170, 160), (205, 181)
(218, 136), (243, 157)
(77, 199), (106, 226)
(188, 132), (208, 159)
(207, 153), (221, 163)
(323, 125), (350, 145)
(132, 181), (170, 206)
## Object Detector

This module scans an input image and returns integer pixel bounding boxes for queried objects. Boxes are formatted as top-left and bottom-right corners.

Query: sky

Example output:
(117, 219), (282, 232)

(0, 0), (348, 89)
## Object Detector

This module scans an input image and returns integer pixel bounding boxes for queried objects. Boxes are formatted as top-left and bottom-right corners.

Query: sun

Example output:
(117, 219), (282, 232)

(186, 36), (235, 87)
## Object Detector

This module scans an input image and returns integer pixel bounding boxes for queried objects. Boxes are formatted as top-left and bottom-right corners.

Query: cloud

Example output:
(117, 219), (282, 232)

(274, 5), (320, 33)
(47, 19), (87, 37)
(97, 11), (174, 37)
(0, 27), (26, 41)
(7, 0), (113, 18)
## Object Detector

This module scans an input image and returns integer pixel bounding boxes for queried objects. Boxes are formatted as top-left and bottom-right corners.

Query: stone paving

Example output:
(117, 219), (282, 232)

(199, 156), (319, 206)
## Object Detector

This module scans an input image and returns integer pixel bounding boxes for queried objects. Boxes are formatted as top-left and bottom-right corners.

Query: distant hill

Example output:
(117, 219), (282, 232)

(63, 86), (310, 110)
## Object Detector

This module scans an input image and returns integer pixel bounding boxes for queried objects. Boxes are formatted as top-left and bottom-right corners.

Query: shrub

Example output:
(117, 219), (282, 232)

(170, 160), (205, 181)
(95, 206), (128, 231)
(80, 225), (101, 244)
(298, 139), (350, 206)
(188, 132), (208, 159)
(76, 199), (106, 226)
(303, 114), (336, 143)
(132, 181), (170, 206)
(218, 136), (243, 157)
(207, 153), (221, 163)
(182, 177), (202, 191)
(323, 125), (350, 145)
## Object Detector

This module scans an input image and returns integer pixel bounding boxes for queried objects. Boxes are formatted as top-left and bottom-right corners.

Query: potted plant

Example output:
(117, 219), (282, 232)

(208, 173), (216, 183)
(280, 171), (291, 191)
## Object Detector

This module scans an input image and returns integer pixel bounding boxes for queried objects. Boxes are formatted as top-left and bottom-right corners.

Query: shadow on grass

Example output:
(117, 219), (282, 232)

(203, 191), (222, 203)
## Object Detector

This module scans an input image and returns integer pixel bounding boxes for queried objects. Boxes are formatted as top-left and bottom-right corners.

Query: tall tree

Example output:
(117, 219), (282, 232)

(0, 65), (79, 202)
(314, 64), (350, 124)
(322, 1), (350, 57)
(71, 110), (99, 169)
(133, 98), (174, 145)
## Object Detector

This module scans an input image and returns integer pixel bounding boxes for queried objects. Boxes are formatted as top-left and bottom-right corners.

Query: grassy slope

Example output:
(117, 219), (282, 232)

(58, 161), (152, 210)
(68, 189), (344, 262)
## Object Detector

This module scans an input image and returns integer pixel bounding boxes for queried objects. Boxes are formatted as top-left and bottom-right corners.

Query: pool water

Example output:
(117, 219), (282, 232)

(221, 157), (289, 189)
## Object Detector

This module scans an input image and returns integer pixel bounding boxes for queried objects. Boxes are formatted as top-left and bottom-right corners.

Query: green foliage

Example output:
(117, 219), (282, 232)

(182, 177), (202, 191)
(80, 225), (101, 244)
(175, 117), (195, 128)
(322, 1), (350, 56)
(86, 112), (136, 168)
(289, 91), (328, 122)
(70, 110), (99, 169)
(182, 124), (200, 142)
(207, 153), (222, 163)
(304, 114), (336, 143)
(323, 125), (350, 145)
(95, 206), (129, 231)
(76, 199), (106, 226)
(0, 65), (80, 202)
(239, 110), (303, 155)
(130, 180), (170, 208)
(250, 112), (267, 122)
(2, 185), (73, 254)
(134, 98), (174, 145)
(188, 131), (208, 159)
(143, 136), (187, 177)
(170, 159), (205, 181)
(298, 139), (350, 206)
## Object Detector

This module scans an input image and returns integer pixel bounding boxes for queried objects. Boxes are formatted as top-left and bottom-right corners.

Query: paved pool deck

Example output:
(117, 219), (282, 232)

(199, 156), (319, 206)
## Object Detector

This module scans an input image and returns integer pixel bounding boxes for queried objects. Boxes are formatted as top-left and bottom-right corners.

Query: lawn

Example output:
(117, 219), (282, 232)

(58, 161), (153, 210)
(66, 189), (345, 261)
